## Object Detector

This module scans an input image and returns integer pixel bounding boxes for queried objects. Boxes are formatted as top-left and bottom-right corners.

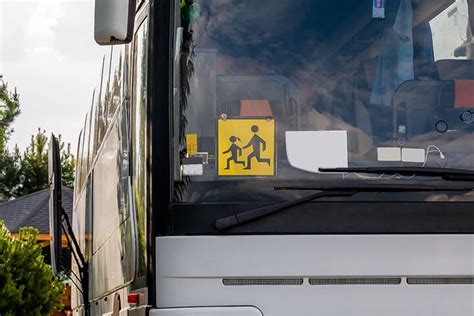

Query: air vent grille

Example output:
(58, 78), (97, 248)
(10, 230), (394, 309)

(309, 277), (402, 285)
(407, 277), (474, 285)
(222, 276), (474, 286)
(222, 278), (304, 286)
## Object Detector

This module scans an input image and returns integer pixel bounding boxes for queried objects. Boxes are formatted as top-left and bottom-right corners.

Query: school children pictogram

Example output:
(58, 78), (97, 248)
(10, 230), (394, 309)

(218, 118), (275, 176)
(223, 136), (245, 170)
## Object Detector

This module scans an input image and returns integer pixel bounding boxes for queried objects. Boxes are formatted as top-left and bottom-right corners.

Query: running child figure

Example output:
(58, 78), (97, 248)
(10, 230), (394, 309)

(222, 136), (245, 170)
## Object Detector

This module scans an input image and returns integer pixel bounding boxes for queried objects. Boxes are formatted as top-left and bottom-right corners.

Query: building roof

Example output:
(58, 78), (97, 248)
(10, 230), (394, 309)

(0, 187), (73, 234)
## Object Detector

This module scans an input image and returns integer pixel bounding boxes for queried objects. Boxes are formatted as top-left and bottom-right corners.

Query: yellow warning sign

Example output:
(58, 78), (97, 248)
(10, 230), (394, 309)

(186, 133), (198, 156)
(218, 118), (275, 176)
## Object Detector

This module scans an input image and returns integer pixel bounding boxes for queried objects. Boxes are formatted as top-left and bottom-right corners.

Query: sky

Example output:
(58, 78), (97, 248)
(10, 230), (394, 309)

(0, 0), (107, 153)
(0, 0), (469, 154)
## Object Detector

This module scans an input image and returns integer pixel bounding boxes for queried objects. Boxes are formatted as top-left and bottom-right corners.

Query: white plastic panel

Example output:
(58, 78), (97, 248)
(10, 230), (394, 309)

(156, 235), (474, 316)
(377, 147), (401, 161)
(150, 307), (262, 316)
(285, 131), (348, 172)
(402, 148), (426, 163)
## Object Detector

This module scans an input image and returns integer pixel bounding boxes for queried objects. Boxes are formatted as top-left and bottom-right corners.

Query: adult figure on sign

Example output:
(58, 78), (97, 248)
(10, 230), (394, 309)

(243, 125), (271, 169)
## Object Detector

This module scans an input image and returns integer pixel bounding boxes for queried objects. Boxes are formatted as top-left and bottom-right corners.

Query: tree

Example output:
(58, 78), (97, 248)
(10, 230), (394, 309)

(18, 129), (75, 197)
(0, 146), (22, 201)
(0, 76), (22, 201)
(0, 77), (74, 201)
(0, 129), (75, 202)
(0, 221), (65, 316)
(60, 140), (75, 189)
(0, 76), (21, 151)
(19, 130), (49, 196)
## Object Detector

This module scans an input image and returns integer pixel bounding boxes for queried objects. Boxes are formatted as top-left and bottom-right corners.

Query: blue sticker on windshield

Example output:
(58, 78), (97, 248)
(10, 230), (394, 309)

(373, 0), (385, 19)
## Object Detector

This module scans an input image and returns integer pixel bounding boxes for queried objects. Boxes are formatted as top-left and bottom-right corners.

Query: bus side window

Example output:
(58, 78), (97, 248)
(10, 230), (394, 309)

(97, 50), (112, 146)
(80, 114), (89, 190)
(74, 130), (83, 202)
(107, 47), (125, 120)
(132, 17), (148, 277)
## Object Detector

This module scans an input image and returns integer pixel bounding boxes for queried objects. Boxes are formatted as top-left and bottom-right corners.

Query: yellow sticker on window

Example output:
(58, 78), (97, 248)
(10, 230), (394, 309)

(218, 118), (275, 176)
(186, 133), (198, 156)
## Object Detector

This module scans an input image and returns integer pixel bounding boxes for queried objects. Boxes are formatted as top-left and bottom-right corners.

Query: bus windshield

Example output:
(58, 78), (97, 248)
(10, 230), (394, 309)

(173, 0), (474, 203)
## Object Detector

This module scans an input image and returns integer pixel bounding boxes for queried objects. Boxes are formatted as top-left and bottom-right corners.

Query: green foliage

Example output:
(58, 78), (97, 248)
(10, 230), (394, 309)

(0, 129), (75, 202)
(19, 129), (75, 197)
(60, 139), (75, 189)
(0, 77), (75, 202)
(0, 146), (21, 201)
(0, 80), (21, 151)
(18, 129), (49, 196)
(0, 221), (65, 316)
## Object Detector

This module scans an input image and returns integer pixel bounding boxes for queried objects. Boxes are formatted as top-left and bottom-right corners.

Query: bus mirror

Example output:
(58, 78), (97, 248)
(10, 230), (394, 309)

(48, 134), (63, 275)
(94, 0), (136, 45)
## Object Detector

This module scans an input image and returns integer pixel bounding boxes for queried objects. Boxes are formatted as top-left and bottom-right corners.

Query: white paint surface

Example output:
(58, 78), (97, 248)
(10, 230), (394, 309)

(156, 235), (474, 316)
(150, 307), (262, 316)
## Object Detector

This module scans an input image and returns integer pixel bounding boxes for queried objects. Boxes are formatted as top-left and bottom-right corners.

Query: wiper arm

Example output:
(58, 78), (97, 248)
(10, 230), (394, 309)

(319, 167), (474, 181)
(275, 183), (474, 192)
(215, 191), (356, 231)
(214, 183), (474, 231)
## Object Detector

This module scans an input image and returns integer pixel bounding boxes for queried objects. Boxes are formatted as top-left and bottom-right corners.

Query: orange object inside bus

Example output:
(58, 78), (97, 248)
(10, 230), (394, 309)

(240, 99), (273, 117)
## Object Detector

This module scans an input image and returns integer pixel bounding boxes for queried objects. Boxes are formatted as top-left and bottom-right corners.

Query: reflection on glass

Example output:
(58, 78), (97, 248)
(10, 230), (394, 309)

(74, 130), (83, 200)
(133, 20), (148, 276)
(117, 99), (134, 281)
(174, 0), (474, 203)
(85, 178), (93, 263)
(80, 114), (89, 190)
(106, 47), (124, 123)
(431, 0), (472, 60)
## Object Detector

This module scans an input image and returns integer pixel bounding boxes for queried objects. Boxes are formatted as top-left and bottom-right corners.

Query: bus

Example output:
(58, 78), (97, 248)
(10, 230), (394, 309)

(49, 0), (474, 315)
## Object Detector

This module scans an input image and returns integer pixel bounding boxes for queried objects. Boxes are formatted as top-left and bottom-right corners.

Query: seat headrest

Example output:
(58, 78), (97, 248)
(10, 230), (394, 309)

(436, 60), (474, 80)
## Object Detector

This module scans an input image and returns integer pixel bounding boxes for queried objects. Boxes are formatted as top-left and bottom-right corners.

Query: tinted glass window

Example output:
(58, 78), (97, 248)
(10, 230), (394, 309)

(133, 18), (148, 276)
(174, 0), (474, 203)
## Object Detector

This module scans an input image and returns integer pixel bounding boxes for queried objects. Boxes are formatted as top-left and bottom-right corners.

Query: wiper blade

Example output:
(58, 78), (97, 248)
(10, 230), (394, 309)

(215, 191), (356, 231)
(319, 167), (474, 181)
(214, 183), (474, 231)
(275, 183), (474, 192)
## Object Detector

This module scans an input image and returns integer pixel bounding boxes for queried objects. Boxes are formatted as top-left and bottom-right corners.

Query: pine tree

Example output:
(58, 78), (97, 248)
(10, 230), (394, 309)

(0, 76), (22, 201)
(1, 129), (76, 202)
(59, 136), (75, 189)
(0, 76), (21, 151)
(18, 129), (50, 196)
(0, 77), (75, 201)
(0, 146), (22, 202)
(17, 129), (75, 197)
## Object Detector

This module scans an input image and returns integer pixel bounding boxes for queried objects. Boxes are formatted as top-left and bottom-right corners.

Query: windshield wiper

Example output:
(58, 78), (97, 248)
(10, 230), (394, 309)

(215, 190), (356, 231)
(274, 183), (474, 192)
(319, 167), (474, 182)
(214, 183), (473, 231)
